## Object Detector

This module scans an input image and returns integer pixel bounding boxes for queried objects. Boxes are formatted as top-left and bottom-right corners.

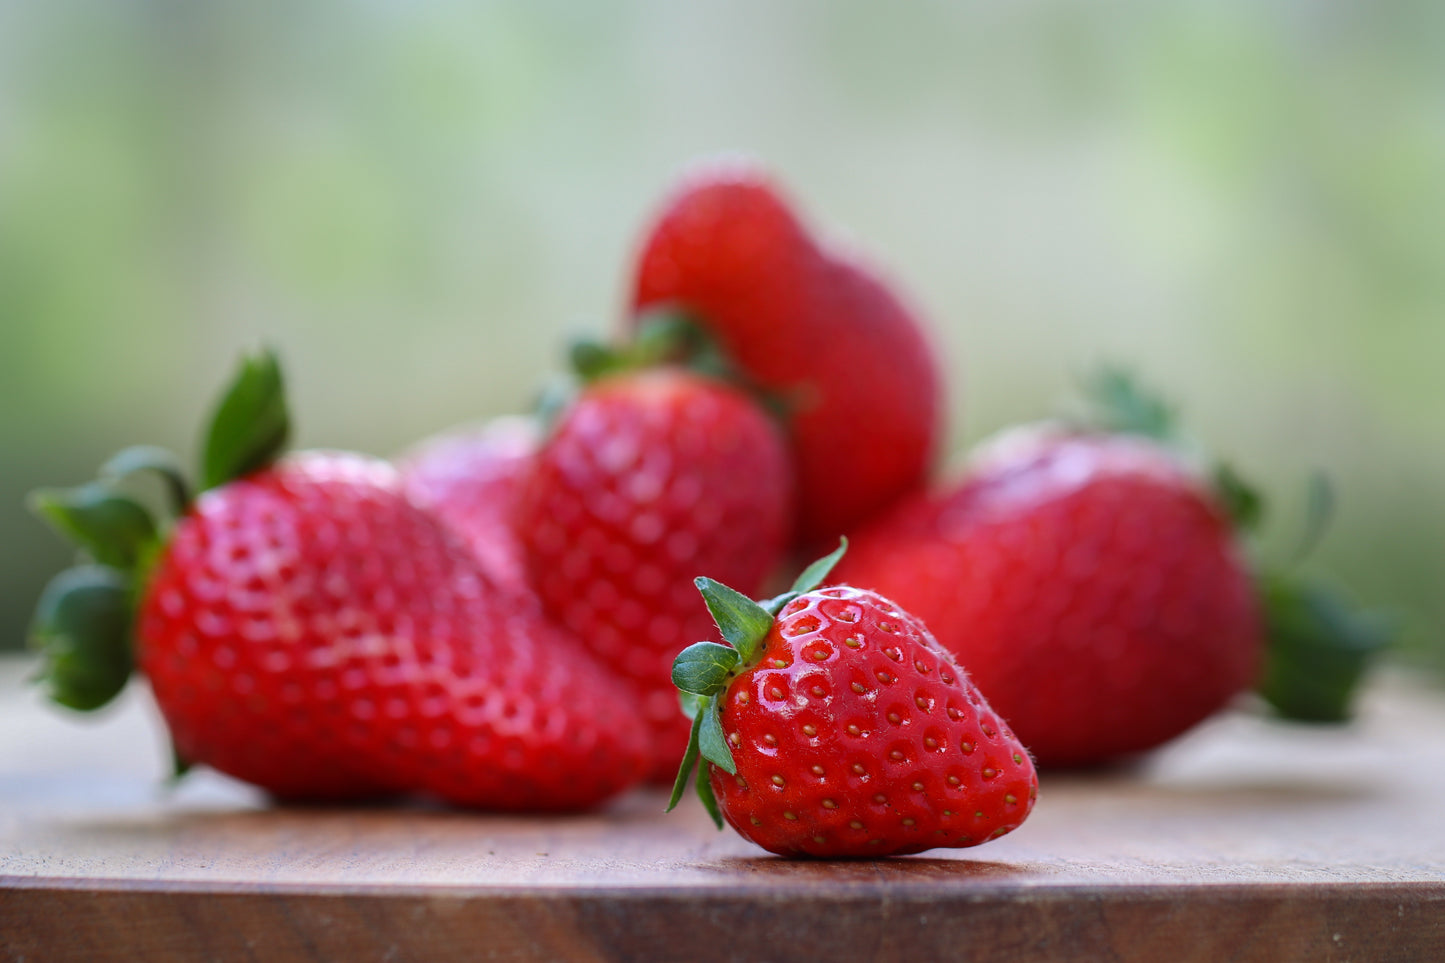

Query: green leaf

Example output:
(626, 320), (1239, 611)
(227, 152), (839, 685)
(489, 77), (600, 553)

(759, 591), (798, 617)
(633, 309), (739, 380)
(201, 349), (289, 491)
(101, 445), (192, 515)
(678, 690), (705, 721)
(672, 641), (740, 696)
(1212, 462), (1266, 534)
(29, 483), (158, 571)
(568, 339), (625, 382)
(666, 702), (707, 813)
(695, 758), (724, 829)
(570, 314), (715, 384)
(789, 537), (848, 594)
(632, 309), (698, 362)
(1079, 366), (1176, 441)
(29, 565), (134, 711)
(695, 577), (774, 663)
(1289, 472), (1336, 566)
(1257, 572), (1396, 723)
(698, 698), (736, 775)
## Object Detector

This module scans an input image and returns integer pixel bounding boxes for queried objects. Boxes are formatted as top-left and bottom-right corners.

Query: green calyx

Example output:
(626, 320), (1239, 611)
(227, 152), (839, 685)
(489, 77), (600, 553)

(1257, 574), (1395, 722)
(1075, 365), (1394, 723)
(30, 565), (135, 711)
(537, 311), (724, 430)
(550, 308), (791, 424)
(27, 348), (291, 728)
(571, 310), (726, 383)
(201, 349), (290, 492)
(1079, 366), (1178, 443)
(667, 540), (847, 828)
(29, 483), (159, 571)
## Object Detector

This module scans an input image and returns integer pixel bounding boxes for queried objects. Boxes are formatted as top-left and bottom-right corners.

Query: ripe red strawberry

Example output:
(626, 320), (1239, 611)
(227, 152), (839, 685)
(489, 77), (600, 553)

(669, 545), (1037, 858)
(29, 352), (649, 809)
(835, 425), (1262, 767)
(629, 161), (944, 547)
(514, 367), (793, 780)
(398, 417), (538, 599)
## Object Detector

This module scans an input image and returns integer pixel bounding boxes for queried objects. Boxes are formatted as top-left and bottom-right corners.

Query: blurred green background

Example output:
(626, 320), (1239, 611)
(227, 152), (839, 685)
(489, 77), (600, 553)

(2, 0), (1442, 670)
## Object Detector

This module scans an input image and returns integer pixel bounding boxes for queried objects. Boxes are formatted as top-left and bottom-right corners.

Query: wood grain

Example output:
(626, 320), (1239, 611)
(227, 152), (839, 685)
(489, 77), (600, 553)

(2, 657), (1444, 961)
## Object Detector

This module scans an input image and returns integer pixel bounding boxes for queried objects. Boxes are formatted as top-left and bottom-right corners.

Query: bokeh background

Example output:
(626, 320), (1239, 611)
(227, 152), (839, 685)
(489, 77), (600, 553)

(2, 0), (1442, 672)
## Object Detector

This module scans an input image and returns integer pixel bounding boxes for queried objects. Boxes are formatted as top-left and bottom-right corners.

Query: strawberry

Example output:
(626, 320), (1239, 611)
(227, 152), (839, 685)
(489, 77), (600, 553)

(834, 370), (1393, 766)
(629, 161), (944, 548)
(28, 351), (649, 810)
(514, 366), (793, 780)
(398, 417), (538, 599)
(836, 426), (1261, 767)
(668, 544), (1037, 858)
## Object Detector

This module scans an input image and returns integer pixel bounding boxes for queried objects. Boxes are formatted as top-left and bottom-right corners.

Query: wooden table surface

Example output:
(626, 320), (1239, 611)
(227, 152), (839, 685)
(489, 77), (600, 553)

(2, 655), (1442, 962)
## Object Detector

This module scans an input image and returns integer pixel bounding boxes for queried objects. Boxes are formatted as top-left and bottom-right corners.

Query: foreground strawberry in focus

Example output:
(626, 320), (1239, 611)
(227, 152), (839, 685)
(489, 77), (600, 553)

(836, 371), (1392, 766)
(514, 366), (793, 779)
(29, 351), (649, 809)
(669, 544), (1037, 857)
(630, 161), (944, 548)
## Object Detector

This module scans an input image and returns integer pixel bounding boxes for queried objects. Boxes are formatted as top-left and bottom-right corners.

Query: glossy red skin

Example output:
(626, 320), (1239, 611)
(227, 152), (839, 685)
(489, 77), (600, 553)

(630, 162), (944, 547)
(514, 370), (792, 780)
(137, 452), (650, 810)
(398, 417), (538, 599)
(712, 586), (1037, 858)
(835, 427), (1262, 767)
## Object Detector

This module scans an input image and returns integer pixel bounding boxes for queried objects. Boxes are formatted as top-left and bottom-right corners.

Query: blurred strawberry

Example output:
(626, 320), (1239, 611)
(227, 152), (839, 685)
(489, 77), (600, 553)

(835, 370), (1392, 766)
(837, 426), (1259, 765)
(398, 417), (538, 599)
(629, 160), (944, 548)
(28, 351), (649, 809)
(514, 366), (793, 779)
